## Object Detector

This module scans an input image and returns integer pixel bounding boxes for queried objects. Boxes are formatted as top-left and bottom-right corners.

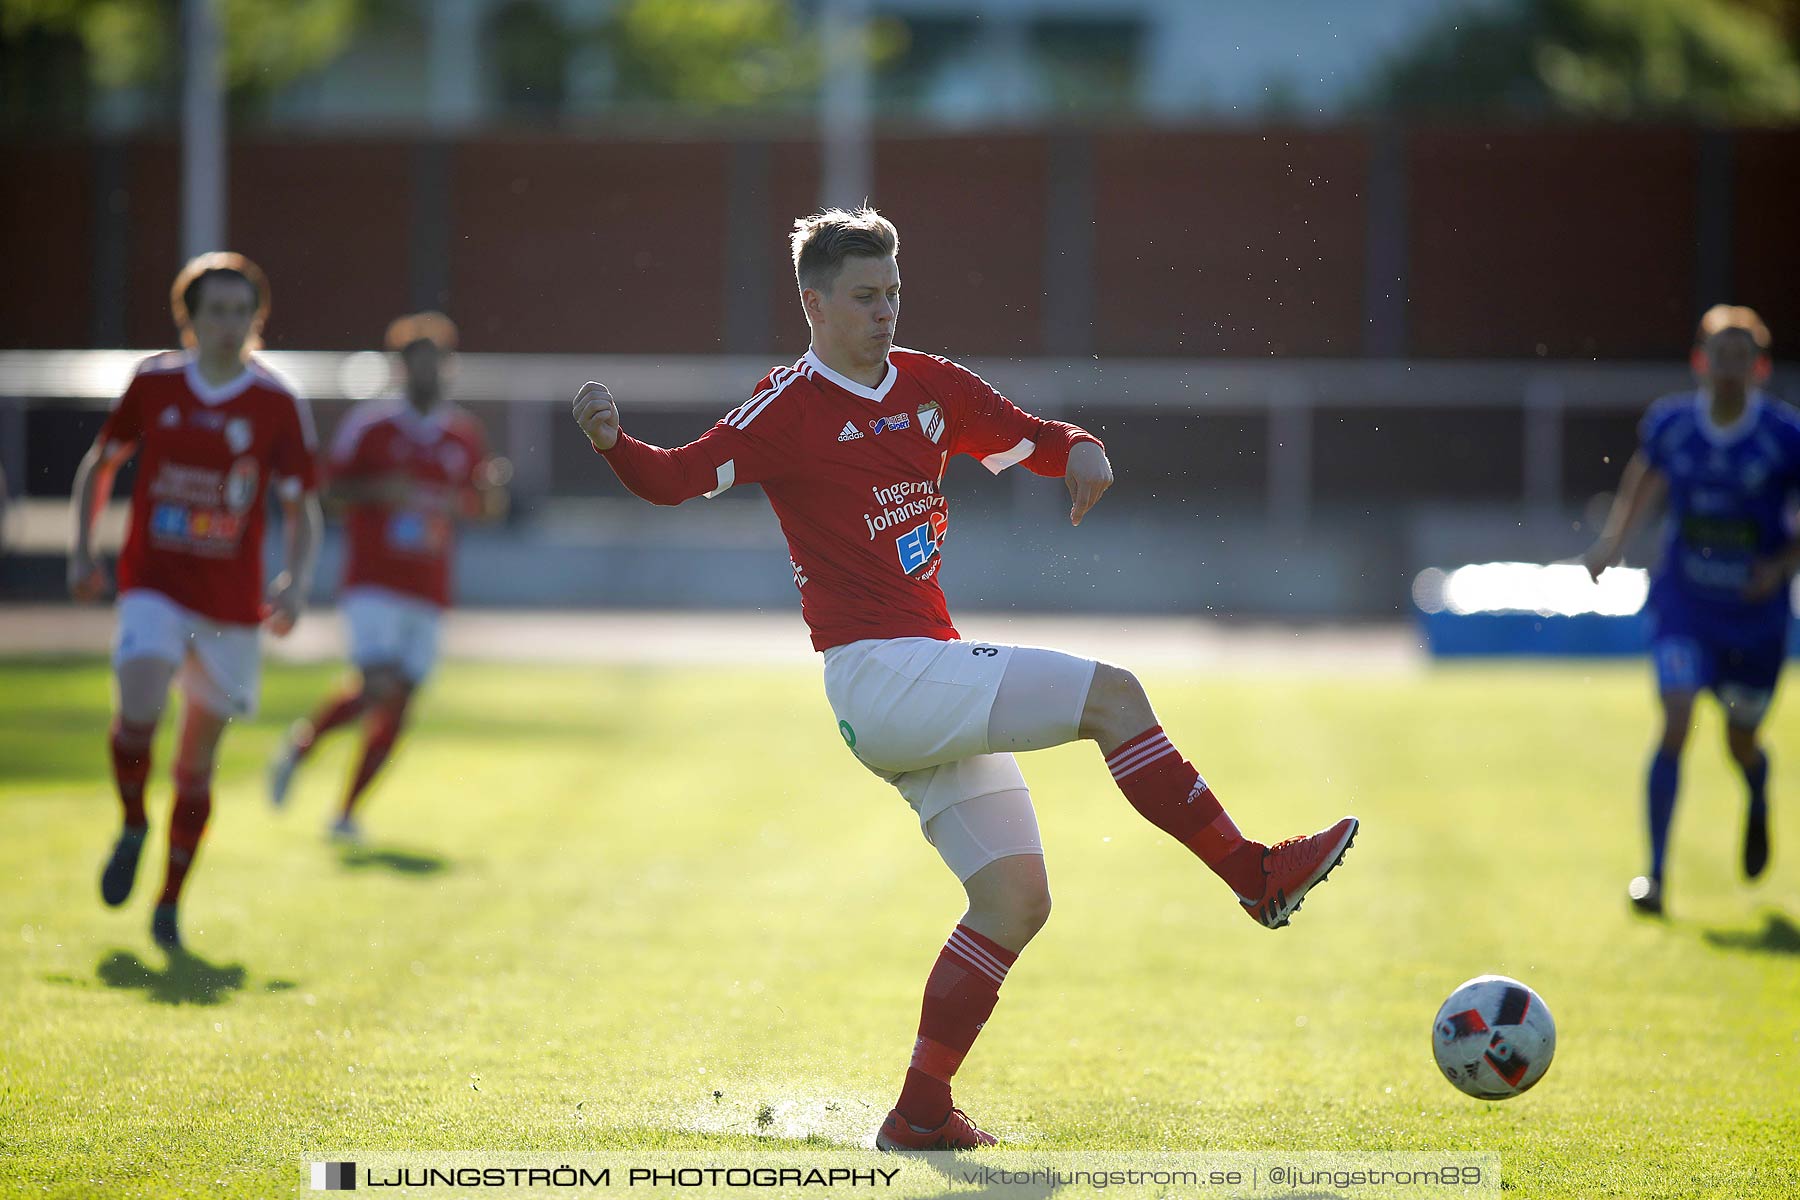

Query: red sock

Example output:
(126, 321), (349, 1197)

(109, 717), (155, 829)
(1105, 725), (1265, 899)
(342, 693), (409, 819)
(895, 925), (1019, 1130)
(293, 688), (368, 760)
(158, 774), (212, 907)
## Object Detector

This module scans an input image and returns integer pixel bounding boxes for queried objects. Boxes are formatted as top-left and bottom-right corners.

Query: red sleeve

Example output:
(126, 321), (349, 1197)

(600, 417), (793, 505)
(96, 373), (147, 447)
(941, 358), (1103, 477)
(272, 395), (319, 496)
(596, 370), (803, 504)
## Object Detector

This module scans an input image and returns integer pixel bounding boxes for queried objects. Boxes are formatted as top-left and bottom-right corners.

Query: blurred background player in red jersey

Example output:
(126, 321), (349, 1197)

(268, 312), (509, 841)
(67, 252), (322, 952)
(573, 208), (1358, 1150)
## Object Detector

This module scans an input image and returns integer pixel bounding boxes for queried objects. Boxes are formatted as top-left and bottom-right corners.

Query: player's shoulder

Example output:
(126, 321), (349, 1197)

(129, 350), (188, 382)
(891, 345), (972, 381)
(439, 404), (489, 447)
(331, 397), (403, 451)
(245, 355), (302, 400)
(1642, 390), (1697, 430)
(247, 357), (318, 445)
(724, 356), (816, 430)
(343, 396), (406, 432)
(1755, 391), (1800, 430)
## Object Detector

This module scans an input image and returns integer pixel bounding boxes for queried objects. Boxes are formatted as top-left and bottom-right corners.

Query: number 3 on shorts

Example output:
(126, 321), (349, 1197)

(970, 645), (999, 657)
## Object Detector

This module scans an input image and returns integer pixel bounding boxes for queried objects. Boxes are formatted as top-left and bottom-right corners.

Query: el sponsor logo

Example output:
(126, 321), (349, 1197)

(869, 413), (910, 435)
(896, 510), (949, 576)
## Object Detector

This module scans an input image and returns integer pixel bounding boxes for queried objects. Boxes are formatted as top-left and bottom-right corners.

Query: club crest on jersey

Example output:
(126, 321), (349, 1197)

(225, 417), (253, 454)
(836, 420), (864, 442)
(917, 400), (944, 444)
(224, 456), (260, 514)
(869, 413), (910, 435)
(897, 510), (949, 576)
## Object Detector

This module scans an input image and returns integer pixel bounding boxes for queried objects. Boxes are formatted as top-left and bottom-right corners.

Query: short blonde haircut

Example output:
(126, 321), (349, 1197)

(385, 311), (459, 354)
(790, 207), (898, 294)
(1696, 304), (1771, 351)
(170, 252), (270, 351)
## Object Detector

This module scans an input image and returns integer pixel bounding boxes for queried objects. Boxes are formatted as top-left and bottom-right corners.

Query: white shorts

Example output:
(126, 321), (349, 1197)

(114, 589), (261, 717)
(923, 788), (1045, 882)
(822, 636), (1097, 835)
(341, 586), (443, 683)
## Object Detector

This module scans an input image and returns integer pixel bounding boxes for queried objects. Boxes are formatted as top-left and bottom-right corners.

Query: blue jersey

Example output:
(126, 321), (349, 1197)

(1639, 389), (1800, 644)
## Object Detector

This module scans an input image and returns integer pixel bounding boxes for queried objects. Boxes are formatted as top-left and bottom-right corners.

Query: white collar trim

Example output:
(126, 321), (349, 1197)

(184, 355), (257, 406)
(804, 348), (897, 403)
(1694, 388), (1765, 445)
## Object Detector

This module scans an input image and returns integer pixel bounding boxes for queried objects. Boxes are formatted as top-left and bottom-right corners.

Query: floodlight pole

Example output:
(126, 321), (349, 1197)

(819, 0), (872, 210)
(181, 0), (226, 259)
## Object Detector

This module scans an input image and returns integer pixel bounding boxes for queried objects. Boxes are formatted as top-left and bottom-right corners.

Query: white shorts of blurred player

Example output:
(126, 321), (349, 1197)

(341, 586), (443, 684)
(113, 589), (261, 718)
(822, 637), (1098, 881)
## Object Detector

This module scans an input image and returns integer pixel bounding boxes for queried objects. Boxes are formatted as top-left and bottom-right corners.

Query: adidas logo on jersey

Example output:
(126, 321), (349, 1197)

(837, 421), (864, 442)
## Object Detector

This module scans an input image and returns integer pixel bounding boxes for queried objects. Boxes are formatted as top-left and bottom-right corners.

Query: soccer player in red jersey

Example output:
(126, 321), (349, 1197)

(268, 313), (507, 840)
(572, 209), (1359, 1150)
(68, 252), (322, 951)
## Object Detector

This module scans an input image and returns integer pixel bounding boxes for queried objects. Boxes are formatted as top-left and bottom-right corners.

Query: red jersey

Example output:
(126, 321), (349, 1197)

(99, 352), (318, 625)
(327, 398), (488, 608)
(598, 347), (1102, 651)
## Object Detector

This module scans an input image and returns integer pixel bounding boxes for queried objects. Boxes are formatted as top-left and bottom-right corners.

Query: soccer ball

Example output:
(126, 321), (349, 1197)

(1431, 975), (1556, 1100)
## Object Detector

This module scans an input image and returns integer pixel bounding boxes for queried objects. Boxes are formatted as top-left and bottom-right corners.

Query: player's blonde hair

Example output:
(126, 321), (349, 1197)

(790, 207), (899, 294)
(170, 252), (270, 352)
(385, 311), (459, 355)
(1695, 304), (1771, 351)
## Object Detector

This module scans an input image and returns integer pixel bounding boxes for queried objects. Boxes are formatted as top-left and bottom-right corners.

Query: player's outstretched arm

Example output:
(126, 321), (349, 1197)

(66, 438), (135, 602)
(1583, 452), (1665, 580)
(570, 380), (726, 506)
(1065, 440), (1115, 527)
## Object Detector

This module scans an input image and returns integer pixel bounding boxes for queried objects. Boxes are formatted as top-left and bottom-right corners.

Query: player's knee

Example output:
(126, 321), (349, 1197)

(1725, 725), (1762, 765)
(362, 667), (408, 706)
(1079, 662), (1152, 745)
(1014, 882), (1052, 937)
(964, 855), (1052, 943)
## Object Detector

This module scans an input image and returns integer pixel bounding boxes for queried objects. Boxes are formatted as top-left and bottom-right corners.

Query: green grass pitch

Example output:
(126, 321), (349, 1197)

(1, 655), (1797, 1197)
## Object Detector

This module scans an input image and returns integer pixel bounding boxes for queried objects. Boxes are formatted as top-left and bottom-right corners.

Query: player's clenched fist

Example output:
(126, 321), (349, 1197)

(573, 381), (621, 451)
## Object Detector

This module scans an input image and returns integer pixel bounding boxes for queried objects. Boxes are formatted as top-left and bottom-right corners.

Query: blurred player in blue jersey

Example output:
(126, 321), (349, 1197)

(1585, 306), (1798, 915)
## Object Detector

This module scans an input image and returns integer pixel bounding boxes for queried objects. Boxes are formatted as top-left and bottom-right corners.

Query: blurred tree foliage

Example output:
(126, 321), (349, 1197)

(604, 0), (902, 111)
(1, 0), (364, 93)
(1366, 0), (1800, 121)
(607, 0), (818, 108)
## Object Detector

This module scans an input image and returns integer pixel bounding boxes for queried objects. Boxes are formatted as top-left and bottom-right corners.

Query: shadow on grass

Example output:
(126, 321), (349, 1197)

(1701, 910), (1800, 956)
(79, 948), (292, 1006)
(338, 843), (451, 876)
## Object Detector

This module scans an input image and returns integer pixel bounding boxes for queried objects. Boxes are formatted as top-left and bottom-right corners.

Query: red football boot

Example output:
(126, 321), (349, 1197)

(875, 1107), (998, 1151)
(1240, 816), (1358, 929)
